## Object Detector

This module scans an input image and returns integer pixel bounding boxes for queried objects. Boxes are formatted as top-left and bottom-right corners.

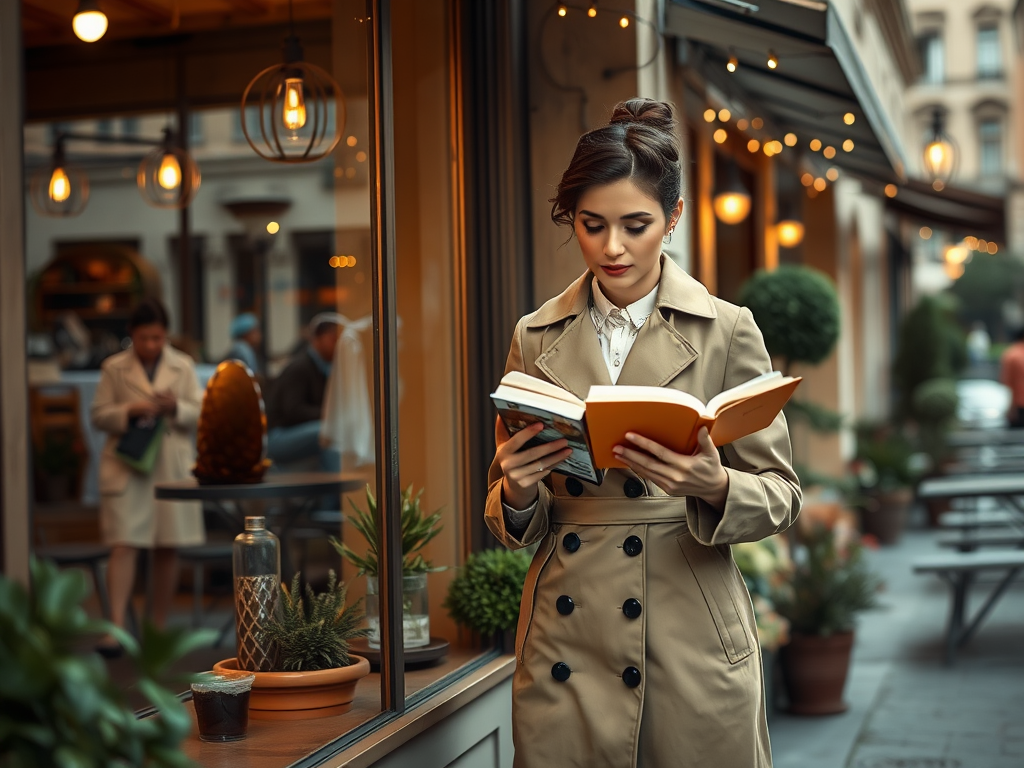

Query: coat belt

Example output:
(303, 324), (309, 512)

(552, 497), (689, 525)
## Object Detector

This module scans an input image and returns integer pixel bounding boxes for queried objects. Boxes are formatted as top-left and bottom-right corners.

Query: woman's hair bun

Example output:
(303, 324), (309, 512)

(608, 98), (675, 133)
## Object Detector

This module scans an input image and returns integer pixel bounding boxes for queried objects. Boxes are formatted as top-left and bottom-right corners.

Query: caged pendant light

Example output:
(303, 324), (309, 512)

(137, 128), (201, 209)
(240, 0), (345, 163)
(30, 138), (89, 218)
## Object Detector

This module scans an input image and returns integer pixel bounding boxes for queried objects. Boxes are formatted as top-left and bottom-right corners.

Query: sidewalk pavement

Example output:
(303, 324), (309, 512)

(769, 512), (1024, 768)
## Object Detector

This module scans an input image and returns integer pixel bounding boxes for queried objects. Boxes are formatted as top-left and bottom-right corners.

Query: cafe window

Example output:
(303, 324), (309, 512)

(977, 26), (1001, 79)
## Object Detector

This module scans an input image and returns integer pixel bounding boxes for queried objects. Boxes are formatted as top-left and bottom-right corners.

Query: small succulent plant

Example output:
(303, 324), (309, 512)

(262, 571), (369, 672)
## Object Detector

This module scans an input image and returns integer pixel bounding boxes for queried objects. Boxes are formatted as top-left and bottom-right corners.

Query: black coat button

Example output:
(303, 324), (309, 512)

(622, 666), (642, 688)
(622, 598), (642, 619)
(623, 535), (643, 557)
(563, 532), (581, 553)
(556, 595), (575, 615)
(552, 662), (572, 682)
(623, 478), (645, 498)
(564, 477), (584, 497)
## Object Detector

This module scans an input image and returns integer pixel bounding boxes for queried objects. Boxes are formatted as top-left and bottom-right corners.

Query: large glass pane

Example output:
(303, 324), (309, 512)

(977, 26), (1001, 79)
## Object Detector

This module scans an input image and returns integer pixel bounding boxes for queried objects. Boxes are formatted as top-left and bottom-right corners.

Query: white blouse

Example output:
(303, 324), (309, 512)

(505, 280), (660, 527)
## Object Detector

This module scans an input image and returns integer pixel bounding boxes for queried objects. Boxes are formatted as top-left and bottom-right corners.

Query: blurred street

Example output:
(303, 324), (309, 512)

(771, 510), (1024, 768)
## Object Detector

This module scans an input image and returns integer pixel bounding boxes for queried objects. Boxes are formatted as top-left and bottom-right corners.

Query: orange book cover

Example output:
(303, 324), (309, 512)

(585, 375), (801, 469)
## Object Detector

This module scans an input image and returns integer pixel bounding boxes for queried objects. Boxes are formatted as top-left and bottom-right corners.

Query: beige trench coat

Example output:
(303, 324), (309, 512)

(485, 257), (801, 768)
(91, 346), (205, 548)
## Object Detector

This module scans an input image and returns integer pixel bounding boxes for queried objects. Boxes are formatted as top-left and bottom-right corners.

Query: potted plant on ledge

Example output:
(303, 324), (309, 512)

(444, 547), (531, 652)
(773, 524), (881, 715)
(214, 570), (370, 720)
(331, 483), (444, 649)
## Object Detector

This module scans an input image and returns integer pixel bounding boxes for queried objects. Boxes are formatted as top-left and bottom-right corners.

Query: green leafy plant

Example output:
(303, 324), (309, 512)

(853, 422), (921, 493)
(738, 265), (841, 373)
(443, 548), (531, 637)
(893, 294), (966, 424)
(772, 524), (881, 637)
(331, 484), (444, 577)
(261, 570), (369, 672)
(0, 557), (214, 768)
(733, 536), (792, 652)
(34, 431), (86, 475)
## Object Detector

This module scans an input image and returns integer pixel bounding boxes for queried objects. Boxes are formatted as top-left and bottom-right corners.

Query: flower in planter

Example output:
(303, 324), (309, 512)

(261, 570), (369, 671)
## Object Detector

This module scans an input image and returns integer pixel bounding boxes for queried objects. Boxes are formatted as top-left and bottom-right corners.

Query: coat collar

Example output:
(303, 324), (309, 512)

(114, 345), (188, 396)
(532, 257), (713, 396)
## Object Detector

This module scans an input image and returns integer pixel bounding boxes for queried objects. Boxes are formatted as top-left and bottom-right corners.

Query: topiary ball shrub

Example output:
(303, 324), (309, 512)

(738, 265), (841, 369)
(443, 548), (531, 638)
(912, 377), (959, 423)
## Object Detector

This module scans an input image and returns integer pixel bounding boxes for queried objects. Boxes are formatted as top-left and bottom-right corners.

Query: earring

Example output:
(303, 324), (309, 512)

(663, 230), (674, 245)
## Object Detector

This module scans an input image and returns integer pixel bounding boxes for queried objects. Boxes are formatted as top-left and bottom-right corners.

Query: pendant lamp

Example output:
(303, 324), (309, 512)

(29, 139), (89, 217)
(922, 109), (957, 191)
(137, 128), (201, 209)
(240, 0), (344, 163)
(713, 162), (751, 225)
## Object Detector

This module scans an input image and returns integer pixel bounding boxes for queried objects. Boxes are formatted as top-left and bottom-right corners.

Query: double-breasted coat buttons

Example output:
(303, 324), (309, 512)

(623, 535), (643, 557)
(563, 532), (581, 553)
(623, 478), (645, 498)
(622, 666), (642, 688)
(565, 477), (584, 497)
(552, 662), (572, 682)
(556, 595), (575, 615)
(622, 598), (642, 619)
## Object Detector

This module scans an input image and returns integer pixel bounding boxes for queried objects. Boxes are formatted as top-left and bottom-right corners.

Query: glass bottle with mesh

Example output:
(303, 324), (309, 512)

(233, 516), (281, 671)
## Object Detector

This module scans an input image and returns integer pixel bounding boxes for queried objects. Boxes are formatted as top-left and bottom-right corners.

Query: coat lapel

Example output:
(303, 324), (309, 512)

(151, 348), (184, 394)
(536, 313), (612, 399)
(616, 257), (716, 388)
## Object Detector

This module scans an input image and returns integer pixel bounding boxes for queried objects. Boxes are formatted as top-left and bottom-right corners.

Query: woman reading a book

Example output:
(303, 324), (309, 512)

(485, 98), (801, 768)
(91, 298), (205, 656)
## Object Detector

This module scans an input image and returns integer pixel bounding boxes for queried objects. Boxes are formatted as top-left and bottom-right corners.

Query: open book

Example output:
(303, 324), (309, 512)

(491, 370), (801, 482)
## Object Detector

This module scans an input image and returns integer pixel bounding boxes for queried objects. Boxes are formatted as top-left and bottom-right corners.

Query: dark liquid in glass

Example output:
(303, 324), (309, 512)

(193, 689), (251, 742)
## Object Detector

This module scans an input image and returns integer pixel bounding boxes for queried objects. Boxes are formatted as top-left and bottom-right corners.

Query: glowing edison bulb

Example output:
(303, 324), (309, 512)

(713, 192), (751, 224)
(72, 4), (108, 43)
(776, 220), (805, 248)
(557, 4), (567, 16)
(157, 153), (182, 190)
(49, 167), (71, 203)
(283, 77), (307, 131)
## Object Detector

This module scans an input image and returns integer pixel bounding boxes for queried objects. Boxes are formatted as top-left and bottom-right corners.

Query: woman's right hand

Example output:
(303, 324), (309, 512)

(128, 399), (161, 419)
(495, 417), (573, 510)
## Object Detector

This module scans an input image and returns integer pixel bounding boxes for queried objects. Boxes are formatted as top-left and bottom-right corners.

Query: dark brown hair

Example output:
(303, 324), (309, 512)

(128, 297), (170, 330)
(550, 98), (682, 228)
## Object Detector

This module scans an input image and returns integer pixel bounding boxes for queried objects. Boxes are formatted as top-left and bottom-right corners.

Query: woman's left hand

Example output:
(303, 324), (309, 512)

(613, 427), (730, 508)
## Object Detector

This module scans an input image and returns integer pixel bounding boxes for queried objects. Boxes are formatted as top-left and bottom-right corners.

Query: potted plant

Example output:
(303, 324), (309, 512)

(443, 547), (531, 652)
(214, 570), (370, 720)
(33, 430), (87, 503)
(733, 536), (793, 714)
(1, 557), (211, 766)
(331, 483), (444, 649)
(772, 524), (881, 715)
(852, 422), (923, 545)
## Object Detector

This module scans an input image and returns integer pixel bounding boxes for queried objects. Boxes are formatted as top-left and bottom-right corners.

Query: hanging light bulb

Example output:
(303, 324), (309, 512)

(241, 0), (345, 164)
(713, 163), (751, 225)
(767, 50), (779, 69)
(72, 0), (108, 43)
(727, 50), (738, 73)
(138, 128), (200, 208)
(282, 77), (307, 133)
(557, 4), (568, 16)
(619, 16), (630, 28)
(30, 139), (89, 217)
(922, 109), (957, 189)
(157, 152), (182, 190)
(588, 2), (598, 18)
(49, 167), (71, 203)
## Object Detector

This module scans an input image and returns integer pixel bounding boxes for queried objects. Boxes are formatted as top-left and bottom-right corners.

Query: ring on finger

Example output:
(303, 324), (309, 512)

(535, 463), (544, 473)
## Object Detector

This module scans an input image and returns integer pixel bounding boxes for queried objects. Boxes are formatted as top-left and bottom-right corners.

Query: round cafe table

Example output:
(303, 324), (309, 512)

(155, 472), (364, 580)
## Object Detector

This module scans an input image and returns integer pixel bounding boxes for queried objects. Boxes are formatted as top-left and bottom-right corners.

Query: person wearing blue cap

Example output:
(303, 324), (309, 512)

(224, 312), (262, 376)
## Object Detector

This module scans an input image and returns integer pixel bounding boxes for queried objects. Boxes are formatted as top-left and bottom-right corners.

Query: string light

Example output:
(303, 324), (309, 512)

(813, 178), (827, 192)
(844, 112), (856, 125)
(588, 3), (597, 18)
(703, 108), (716, 123)
(965, 236), (978, 249)
(801, 173), (814, 186)
(764, 142), (776, 157)
(266, 221), (280, 235)
(884, 184), (898, 198)
(809, 139), (822, 151)
(713, 129), (728, 144)
(718, 108), (731, 122)
(919, 227), (932, 240)
(767, 50), (778, 69)
(727, 52), (738, 73)
(777, 221), (805, 248)
(747, 139), (760, 153)
(933, 180), (945, 191)
(843, 139), (854, 152)
(988, 242), (998, 254)
(751, 117), (763, 130)
(619, 15), (629, 28)
(558, 4), (567, 16)
(736, 118), (749, 131)
(784, 133), (797, 147)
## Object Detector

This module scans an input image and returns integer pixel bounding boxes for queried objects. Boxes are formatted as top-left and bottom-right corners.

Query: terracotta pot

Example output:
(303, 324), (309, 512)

(213, 655), (370, 721)
(778, 631), (854, 715)
(861, 487), (912, 545)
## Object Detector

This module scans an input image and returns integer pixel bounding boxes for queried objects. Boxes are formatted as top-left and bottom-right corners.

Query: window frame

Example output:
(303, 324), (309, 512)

(976, 25), (1001, 79)
(978, 118), (1002, 178)
(917, 31), (944, 85)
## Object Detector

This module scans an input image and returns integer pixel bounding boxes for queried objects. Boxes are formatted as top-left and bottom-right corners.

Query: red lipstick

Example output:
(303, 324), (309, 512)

(601, 264), (630, 277)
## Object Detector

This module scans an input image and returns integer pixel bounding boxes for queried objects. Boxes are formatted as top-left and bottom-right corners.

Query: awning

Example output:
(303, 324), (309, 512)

(667, 0), (908, 181)
(884, 180), (1007, 243)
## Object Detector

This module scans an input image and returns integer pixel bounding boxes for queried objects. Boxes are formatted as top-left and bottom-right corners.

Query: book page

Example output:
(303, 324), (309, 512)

(499, 371), (585, 408)
(586, 384), (705, 413)
(706, 371), (785, 417)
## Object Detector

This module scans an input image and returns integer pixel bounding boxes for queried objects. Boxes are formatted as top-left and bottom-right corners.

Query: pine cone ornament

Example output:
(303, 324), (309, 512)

(193, 360), (271, 485)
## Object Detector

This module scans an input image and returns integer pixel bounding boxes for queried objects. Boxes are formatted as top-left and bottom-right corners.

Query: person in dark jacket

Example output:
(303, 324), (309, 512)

(265, 313), (342, 470)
